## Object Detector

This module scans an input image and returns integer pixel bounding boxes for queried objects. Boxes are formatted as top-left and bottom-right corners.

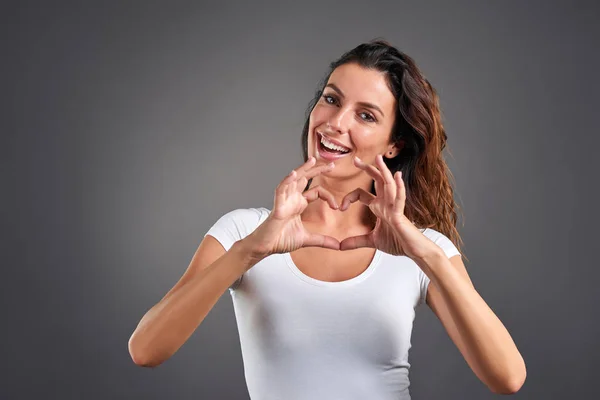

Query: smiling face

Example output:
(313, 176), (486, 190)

(307, 62), (400, 175)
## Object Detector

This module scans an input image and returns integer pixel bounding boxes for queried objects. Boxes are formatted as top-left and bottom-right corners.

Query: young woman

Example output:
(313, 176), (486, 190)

(128, 39), (526, 399)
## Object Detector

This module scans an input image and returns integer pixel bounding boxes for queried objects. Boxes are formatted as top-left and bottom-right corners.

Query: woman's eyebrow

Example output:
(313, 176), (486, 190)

(325, 83), (385, 117)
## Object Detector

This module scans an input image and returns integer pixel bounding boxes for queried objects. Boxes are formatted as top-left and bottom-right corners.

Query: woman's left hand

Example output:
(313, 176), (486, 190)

(339, 154), (440, 261)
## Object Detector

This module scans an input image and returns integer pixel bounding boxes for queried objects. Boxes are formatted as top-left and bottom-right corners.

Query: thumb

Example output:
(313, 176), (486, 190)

(303, 233), (340, 250)
(340, 234), (375, 251)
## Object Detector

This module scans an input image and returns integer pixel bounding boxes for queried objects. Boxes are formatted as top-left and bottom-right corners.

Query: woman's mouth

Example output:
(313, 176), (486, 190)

(316, 132), (352, 161)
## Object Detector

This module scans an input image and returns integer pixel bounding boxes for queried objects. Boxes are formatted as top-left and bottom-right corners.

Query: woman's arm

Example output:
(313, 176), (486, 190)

(417, 251), (526, 394)
(128, 235), (262, 367)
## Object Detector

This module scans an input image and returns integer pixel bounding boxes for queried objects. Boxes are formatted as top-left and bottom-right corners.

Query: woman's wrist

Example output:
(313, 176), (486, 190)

(235, 235), (270, 267)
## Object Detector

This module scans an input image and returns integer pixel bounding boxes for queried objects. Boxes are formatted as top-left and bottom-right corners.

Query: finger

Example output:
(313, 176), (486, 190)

(303, 233), (340, 250)
(292, 157), (316, 179)
(340, 234), (375, 251)
(286, 171), (298, 197)
(276, 169), (297, 194)
(277, 157), (318, 193)
(356, 157), (385, 196)
(353, 156), (384, 185)
(395, 170), (406, 206)
(303, 185), (339, 209)
(376, 154), (397, 205)
(339, 187), (375, 211)
(302, 161), (335, 181)
(376, 154), (395, 184)
(298, 156), (317, 172)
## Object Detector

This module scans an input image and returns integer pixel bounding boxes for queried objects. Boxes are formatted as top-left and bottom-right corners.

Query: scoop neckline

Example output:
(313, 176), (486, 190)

(283, 248), (382, 287)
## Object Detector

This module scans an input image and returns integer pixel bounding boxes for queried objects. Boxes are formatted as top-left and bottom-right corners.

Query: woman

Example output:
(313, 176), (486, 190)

(128, 39), (526, 399)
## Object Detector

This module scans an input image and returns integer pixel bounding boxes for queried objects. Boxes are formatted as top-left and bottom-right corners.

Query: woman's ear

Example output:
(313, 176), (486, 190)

(385, 140), (404, 159)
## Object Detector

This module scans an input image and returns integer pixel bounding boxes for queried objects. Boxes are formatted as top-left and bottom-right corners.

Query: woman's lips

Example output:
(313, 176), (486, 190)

(315, 131), (352, 162)
(317, 131), (351, 151)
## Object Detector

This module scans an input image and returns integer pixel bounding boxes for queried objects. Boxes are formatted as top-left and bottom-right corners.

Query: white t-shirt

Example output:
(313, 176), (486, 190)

(205, 207), (461, 400)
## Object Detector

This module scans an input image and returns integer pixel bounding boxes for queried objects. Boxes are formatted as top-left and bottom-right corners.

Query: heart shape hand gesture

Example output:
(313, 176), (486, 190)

(247, 154), (438, 261)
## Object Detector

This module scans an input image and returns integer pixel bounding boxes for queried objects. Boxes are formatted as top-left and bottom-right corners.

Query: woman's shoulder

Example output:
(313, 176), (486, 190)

(419, 226), (461, 258)
(205, 207), (272, 250)
(419, 226), (446, 240)
(217, 206), (271, 225)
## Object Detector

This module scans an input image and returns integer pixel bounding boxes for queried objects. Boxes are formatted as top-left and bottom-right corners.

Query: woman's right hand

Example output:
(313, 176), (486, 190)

(247, 156), (341, 258)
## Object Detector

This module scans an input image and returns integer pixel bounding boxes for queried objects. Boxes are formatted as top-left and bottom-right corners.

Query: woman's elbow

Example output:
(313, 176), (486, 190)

(128, 333), (164, 368)
(491, 364), (527, 394)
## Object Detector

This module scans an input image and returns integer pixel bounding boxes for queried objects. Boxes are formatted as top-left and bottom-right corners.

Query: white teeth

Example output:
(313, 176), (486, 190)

(320, 134), (350, 153)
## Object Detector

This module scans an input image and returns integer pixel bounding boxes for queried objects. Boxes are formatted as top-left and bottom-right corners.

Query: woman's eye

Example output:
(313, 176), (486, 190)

(322, 94), (336, 104)
(360, 112), (375, 122)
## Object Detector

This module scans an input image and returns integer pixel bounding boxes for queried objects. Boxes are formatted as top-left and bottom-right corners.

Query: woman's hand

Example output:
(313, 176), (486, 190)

(339, 154), (440, 260)
(247, 157), (341, 258)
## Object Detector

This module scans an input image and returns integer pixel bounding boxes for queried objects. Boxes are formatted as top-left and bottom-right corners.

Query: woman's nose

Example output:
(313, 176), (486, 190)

(328, 107), (353, 133)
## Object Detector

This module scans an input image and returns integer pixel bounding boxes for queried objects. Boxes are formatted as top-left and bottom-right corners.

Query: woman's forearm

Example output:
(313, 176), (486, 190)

(415, 251), (526, 393)
(128, 238), (261, 367)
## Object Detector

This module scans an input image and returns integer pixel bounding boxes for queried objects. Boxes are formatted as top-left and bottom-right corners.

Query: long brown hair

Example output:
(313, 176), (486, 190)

(301, 39), (467, 261)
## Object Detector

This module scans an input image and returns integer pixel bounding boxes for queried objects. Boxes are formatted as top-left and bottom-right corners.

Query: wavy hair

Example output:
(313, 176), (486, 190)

(301, 38), (467, 261)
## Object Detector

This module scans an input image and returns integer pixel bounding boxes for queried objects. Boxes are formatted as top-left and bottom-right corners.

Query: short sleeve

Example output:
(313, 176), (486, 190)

(427, 229), (461, 259)
(204, 208), (267, 290)
(417, 228), (462, 306)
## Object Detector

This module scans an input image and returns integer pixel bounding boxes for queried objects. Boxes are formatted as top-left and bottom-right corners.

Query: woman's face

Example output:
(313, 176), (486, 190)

(307, 62), (399, 175)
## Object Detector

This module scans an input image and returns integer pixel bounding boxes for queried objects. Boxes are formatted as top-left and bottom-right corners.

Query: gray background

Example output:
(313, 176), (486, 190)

(2, 0), (599, 399)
